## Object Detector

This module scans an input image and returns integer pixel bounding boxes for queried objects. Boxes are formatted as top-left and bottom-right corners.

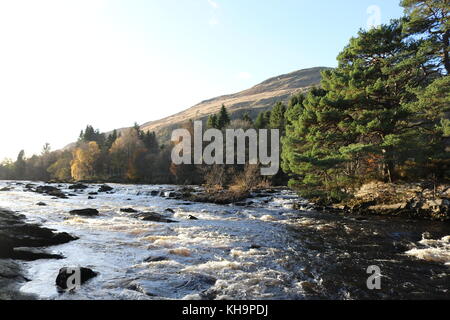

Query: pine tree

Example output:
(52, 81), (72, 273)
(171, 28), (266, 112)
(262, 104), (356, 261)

(254, 110), (272, 129)
(217, 105), (231, 129)
(269, 102), (287, 135)
(401, 0), (450, 74)
(282, 19), (439, 201)
(106, 130), (119, 149)
(207, 114), (219, 129)
(242, 112), (253, 125)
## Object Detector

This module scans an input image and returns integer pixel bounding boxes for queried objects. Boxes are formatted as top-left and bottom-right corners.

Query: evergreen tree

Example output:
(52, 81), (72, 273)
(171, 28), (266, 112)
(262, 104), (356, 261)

(242, 112), (253, 125)
(254, 110), (272, 129)
(79, 125), (105, 147)
(217, 105), (231, 129)
(269, 102), (287, 135)
(142, 131), (159, 152)
(282, 20), (440, 201)
(106, 129), (119, 149)
(401, 0), (450, 74)
(207, 114), (219, 129)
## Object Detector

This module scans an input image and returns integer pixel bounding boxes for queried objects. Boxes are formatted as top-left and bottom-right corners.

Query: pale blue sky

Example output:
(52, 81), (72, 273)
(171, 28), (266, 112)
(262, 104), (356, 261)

(0, 0), (405, 160)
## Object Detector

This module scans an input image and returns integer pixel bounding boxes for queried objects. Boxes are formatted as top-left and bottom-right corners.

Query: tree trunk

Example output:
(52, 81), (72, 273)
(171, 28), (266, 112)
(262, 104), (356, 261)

(443, 30), (450, 74)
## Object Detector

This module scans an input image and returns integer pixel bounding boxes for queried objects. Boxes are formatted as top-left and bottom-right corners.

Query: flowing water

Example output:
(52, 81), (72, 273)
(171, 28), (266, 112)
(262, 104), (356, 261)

(0, 181), (449, 300)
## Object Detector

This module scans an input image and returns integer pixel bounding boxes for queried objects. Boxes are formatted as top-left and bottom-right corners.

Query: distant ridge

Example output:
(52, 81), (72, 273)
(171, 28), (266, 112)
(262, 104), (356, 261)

(65, 66), (328, 149)
(139, 66), (329, 143)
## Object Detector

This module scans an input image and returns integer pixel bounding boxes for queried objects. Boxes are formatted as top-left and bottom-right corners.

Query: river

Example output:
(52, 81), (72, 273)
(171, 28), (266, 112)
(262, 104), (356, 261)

(0, 181), (449, 300)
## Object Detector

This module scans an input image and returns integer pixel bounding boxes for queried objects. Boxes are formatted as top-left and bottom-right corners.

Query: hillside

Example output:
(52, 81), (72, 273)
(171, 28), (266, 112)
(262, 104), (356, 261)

(140, 67), (328, 142)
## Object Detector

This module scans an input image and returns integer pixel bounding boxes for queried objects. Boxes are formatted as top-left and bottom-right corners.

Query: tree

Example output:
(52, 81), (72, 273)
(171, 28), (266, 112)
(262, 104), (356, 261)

(71, 142), (101, 181)
(79, 125), (105, 147)
(217, 105), (231, 129)
(242, 112), (253, 125)
(254, 110), (271, 129)
(48, 151), (73, 181)
(109, 128), (146, 181)
(282, 19), (439, 201)
(106, 130), (119, 149)
(207, 114), (219, 129)
(14, 150), (26, 180)
(141, 131), (159, 153)
(269, 102), (287, 135)
(401, 0), (450, 74)
(41, 143), (51, 155)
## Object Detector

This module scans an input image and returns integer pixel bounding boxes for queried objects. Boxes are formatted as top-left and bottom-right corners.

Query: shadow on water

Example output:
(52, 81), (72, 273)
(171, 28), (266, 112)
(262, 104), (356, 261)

(286, 212), (450, 299)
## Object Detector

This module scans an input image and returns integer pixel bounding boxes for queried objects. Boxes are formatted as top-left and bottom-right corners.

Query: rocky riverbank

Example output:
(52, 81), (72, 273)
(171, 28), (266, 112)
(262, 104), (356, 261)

(0, 208), (78, 299)
(326, 182), (450, 221)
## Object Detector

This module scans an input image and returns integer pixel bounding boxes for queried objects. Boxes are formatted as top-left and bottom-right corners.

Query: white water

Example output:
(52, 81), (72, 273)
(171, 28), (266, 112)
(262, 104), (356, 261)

(0, 182), (315, 300)
(1, 181), (449, 300)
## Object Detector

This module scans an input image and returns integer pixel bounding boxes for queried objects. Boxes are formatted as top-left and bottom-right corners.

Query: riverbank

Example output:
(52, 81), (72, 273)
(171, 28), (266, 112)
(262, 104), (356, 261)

(179, 181), (450, 222)
(321, 182), (450, 222)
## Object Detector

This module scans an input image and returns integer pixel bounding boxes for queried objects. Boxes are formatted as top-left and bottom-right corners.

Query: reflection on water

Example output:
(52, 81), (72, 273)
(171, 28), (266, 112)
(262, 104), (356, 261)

(0, 181), (448, 300)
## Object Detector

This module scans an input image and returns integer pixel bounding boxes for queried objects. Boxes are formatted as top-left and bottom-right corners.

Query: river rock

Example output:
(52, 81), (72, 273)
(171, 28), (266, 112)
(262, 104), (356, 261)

(68, 184), (88, 190)
(0, 209), (78, 259)
(12, 247), (64, 261)
(35, 185), (68, 199)
(56, 267), (98, 290)
(144, 256), (169, 263)
(133, 212), (177, 223)
(0, 187), (11, 192)
(120, 208), (138, 213)
(36, 202), (47, 206)
(98, 185), (113, 193)
(188, 215), (199, 220)
(69, 208), (99, 217)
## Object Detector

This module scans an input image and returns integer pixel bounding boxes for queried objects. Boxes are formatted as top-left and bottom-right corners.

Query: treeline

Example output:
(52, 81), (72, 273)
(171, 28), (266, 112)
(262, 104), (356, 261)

(0, 124), (174, 184)
(1, 1), (448, 201)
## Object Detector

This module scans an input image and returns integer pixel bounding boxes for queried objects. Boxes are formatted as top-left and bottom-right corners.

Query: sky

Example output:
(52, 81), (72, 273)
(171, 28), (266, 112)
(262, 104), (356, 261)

(0, 0), (404, 160)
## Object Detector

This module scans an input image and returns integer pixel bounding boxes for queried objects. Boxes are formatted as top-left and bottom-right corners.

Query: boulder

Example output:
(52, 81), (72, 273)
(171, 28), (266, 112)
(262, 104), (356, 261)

(120, 208), (138, 213)
(56, 267), (98, 290)
(98, 185), (113, 193)
(12, 247), (64, 261)
(0, 187), (11, 192)
(68, 184), (88, 190)
(165, 208), (175, 213)
(35, 186), (67, 199)
(133, 212), (177, 223)
(69, 209), (99, 217)
(36, 202), (47, 206)
(188, 215), (199, 220)
(0, 209), (78, 259)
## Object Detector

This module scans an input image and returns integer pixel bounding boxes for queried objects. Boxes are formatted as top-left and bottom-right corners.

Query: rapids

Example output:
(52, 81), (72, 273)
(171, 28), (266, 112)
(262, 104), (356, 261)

(0, 181), (448, 300)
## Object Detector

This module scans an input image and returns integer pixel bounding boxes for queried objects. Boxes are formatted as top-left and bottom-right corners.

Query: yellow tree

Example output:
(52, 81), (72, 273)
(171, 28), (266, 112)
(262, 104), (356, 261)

(71, 141), (101, 181)
(109, 129), (146, 180)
